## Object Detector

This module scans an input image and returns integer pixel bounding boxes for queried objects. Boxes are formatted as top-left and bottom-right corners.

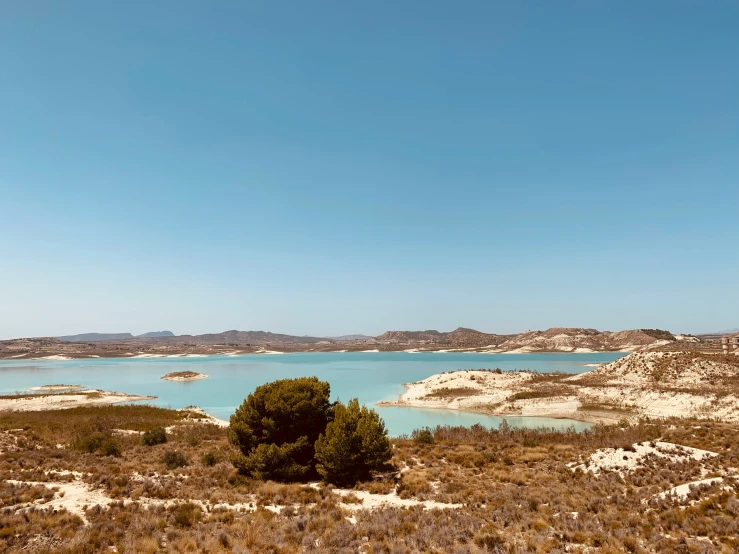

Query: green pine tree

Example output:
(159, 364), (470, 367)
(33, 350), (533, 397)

(228, 377), (332, 480)
(315, 398), (392, 485)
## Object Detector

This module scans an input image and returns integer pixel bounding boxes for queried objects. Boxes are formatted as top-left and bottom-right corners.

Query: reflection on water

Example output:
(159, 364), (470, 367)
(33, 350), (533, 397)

(0, 351), (624, 436)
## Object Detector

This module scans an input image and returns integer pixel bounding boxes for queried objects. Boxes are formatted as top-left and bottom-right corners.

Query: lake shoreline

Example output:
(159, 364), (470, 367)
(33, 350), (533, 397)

(380, 352), (739, 425)
(378, 379), (615, 425)
(0, 389), (156, 412)
(0, 349), (641, 362)
(0, 351), (625, 435)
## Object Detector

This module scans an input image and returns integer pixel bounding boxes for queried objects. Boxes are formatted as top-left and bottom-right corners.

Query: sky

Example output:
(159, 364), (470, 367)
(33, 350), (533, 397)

(1, 1), (738, 339)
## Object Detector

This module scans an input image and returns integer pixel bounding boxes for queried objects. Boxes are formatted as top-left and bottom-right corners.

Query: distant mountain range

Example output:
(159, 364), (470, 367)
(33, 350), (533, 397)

(50, 327), (681, 352)
(170, 330), (329, 345)
(57, 331), (175, 342)
(325, 334), (374, 341)
(57, 333), (135, 342)
(3, 326), (720, 360)
(137, 331), (176, 338)
(55, 330), (370, 345)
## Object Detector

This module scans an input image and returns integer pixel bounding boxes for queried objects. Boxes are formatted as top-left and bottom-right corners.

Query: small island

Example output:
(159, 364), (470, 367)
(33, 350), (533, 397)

(161, 371), (208, 382)
(28, 384), (84, 392)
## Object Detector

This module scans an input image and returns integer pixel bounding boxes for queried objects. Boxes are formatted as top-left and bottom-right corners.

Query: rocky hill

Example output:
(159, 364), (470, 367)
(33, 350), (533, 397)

(376, 327), (510, 348)
(168, 330), (329, 345)
(376, 327), (677, 352)
(574, 350), (739, 388)
(488, 328), (676, 353)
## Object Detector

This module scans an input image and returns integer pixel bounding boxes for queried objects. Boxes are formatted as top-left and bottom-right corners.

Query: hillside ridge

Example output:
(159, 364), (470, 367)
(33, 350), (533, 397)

(1, 326), (717, 360)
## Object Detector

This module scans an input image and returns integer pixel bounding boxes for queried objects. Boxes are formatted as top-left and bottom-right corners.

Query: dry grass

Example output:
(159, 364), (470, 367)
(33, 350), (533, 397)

(508, 390), (559, 401)
(2, 406), (739, 552)
(577, 402), (636, 414)
(423, 387), (481, 399)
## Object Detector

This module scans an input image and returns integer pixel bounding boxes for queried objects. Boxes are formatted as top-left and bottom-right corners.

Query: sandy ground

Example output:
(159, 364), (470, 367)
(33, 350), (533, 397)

(569, 441), (718, 475)
(0, 390), (156, 412)
(566, 440), (738, 505)
(3, 474), (461, 527)
(380, 352), (739, 424)
(183, 407), (229, 427)
(329, 486), (462, 512)
(655, 477), (730, 501)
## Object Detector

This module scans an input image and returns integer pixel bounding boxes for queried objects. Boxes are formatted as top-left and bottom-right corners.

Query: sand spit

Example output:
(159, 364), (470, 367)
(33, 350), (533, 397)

(380, 351), (739, 424)
(183, 406), (229, 427)
(161, 371), (208, 382)
(0, 390), (156, 412)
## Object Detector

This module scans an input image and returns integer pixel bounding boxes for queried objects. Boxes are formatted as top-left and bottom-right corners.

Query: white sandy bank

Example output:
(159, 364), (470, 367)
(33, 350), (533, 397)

(0, 390), (156, 412)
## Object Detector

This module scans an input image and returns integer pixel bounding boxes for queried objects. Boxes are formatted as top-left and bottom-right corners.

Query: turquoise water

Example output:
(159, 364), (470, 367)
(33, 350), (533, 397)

(0, 352), (624, 436)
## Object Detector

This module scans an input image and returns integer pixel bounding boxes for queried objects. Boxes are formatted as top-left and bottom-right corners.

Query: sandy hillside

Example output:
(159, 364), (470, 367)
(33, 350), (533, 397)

(381, 351), (739, 423)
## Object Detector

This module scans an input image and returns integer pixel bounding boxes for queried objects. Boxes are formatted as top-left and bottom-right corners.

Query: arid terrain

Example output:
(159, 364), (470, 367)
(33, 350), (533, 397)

(0, 327), (720, 360)
(2, 403), (739, 553)
(2, 343), (739, 552)
(381, 351), (739, 424)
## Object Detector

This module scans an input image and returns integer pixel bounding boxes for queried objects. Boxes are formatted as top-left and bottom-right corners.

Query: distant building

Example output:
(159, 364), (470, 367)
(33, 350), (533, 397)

(721, 333), (739, 353)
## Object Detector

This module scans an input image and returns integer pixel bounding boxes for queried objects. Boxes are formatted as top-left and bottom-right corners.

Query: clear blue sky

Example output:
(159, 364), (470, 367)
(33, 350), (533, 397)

(1, 1), (737, 339)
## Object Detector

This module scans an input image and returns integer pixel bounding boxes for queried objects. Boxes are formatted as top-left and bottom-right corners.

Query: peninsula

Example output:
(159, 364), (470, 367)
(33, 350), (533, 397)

(379, 351), (739, 424)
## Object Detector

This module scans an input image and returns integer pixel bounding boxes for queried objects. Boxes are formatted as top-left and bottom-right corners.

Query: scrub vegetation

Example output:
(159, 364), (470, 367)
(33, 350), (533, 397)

(2, 387), (739, 552)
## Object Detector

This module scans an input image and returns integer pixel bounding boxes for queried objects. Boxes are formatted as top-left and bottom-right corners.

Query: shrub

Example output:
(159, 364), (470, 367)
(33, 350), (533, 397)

(201, 451), (218, 467)
(170, 502), (201, 527)
(74, 432), (120, 456)
(412, 427), (434, 445)
(142, 426), (167, 446)
(75, 433), (106, 453)
(314, 398), (392, 486)
(98, 437), (121, 457)
(228, 377), (331, 480)
(424, 387), (480, 399)
(162, 450), (189, 469)
(474, 533), (505, 549)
